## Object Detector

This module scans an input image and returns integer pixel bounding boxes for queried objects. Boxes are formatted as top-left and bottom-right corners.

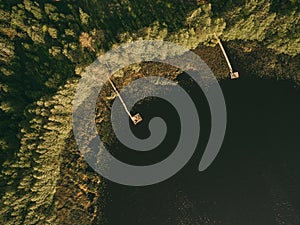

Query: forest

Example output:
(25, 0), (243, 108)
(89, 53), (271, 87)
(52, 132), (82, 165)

(0, 0), (299, 224)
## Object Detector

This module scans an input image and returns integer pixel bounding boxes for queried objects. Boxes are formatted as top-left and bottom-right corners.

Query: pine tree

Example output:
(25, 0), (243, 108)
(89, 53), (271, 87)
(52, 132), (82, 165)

(267, 9), (300, 56)
(0, 79), (78, 225)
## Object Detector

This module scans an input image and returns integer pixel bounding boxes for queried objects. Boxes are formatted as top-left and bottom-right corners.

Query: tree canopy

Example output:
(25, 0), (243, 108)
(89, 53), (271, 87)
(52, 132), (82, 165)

(0, 0), (299, 224)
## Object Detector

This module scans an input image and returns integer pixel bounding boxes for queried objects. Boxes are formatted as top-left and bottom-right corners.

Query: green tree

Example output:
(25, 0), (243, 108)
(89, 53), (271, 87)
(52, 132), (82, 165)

(0, 79), (78, 225)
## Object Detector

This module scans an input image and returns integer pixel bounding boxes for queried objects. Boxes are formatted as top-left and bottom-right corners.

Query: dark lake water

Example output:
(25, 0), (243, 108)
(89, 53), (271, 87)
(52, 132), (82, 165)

(101, 75), (300, 225)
